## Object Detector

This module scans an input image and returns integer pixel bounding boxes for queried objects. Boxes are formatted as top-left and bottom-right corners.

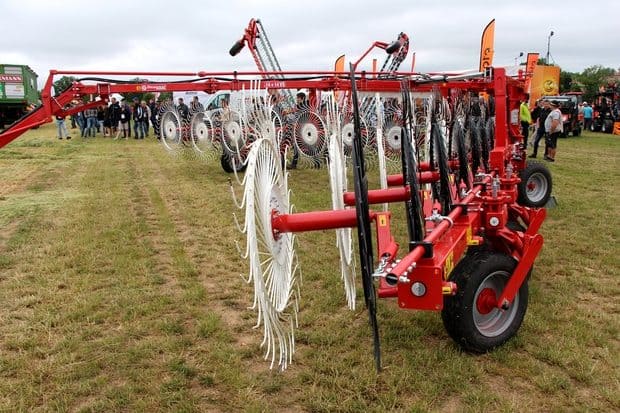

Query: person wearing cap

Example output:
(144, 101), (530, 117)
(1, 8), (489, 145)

(543, 100), (563, 162)
(530, 100), (550, 158)
(583, 101), (593, 131)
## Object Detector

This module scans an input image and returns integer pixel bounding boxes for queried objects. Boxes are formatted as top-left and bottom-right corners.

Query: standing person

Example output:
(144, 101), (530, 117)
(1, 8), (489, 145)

(148, 98), (157, 136)
(56, 114), (70, 139)
(97, 105), (105, 134)
(190, 95), (204, 114)
(140, 100), (150, 138)
(103, 105), (111, 137)
(530, 100), (551, 158)
(287, 92), (308, 169)
(109, 97), (122, 137)
(544, 101), (563, 162)
(151, 100), (161, 139)
(177, 97), (189, 121)
(582, 102), (593, 131)
(519, 95), (532, 147)
(133, 100), (145, 139)
(76, 110), (86, 137)
(84, 106), (98, 137)
(116, 101), (131, 139)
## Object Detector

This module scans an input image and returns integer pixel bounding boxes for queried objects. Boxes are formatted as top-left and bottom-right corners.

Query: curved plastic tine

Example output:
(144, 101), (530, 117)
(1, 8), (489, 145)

(349, 63), (381, 372)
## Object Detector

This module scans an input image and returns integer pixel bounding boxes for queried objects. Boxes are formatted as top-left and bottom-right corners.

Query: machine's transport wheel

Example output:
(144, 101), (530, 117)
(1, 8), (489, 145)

(517, 161), (552, 207)
(239, 138), (298, 369)
(442, 251), (528, 352)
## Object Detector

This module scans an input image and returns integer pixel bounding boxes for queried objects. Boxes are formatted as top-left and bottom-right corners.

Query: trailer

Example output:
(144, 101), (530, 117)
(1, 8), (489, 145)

(0, 64), (38, 130)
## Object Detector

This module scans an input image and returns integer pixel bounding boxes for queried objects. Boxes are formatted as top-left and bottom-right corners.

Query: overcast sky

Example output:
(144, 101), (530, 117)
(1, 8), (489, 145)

(0, 0), (618, 88)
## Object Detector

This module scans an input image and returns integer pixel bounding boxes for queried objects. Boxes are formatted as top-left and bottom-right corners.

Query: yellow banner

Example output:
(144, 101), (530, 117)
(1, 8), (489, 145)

(479, 19), (495, 72)
(524, 53), (539, 94)
(530, 65), (560, 104)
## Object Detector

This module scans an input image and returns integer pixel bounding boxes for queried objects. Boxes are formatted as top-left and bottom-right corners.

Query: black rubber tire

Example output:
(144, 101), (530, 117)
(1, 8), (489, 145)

(573, 127), (581, 137)
(517, 161), (552, 208)
(442, 251), (528, 353)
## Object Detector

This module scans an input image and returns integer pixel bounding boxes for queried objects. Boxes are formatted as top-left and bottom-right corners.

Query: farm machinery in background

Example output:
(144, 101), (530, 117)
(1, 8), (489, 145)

(0, 64), (39, 130)
(0, 24), (553, 373)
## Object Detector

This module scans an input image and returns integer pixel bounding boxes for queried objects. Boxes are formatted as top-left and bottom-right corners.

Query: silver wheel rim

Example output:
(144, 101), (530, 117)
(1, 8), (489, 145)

(473, 270), (519, 337)
(526, 172), (548, 204)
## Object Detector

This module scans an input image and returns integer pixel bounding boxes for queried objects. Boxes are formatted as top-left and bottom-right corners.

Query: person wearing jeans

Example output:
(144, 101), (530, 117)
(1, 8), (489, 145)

(56, 115), (70, 139)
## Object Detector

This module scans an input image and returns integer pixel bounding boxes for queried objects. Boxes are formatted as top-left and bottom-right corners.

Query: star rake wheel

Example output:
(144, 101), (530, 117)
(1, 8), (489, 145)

(220, 109), (248, 173)
(382, 113), (404, 172)
(350, 64), (381, 372)
(453, 120), (472, 191)
(340, 109), (369, 158)
(327, 130), (356, 310)
(293, 109), (327, 167)
(429, 123), (453, 214)
(400, 85), (425, 243)
(189, 111), (216, 160)
(159, 107), (183, 155)
(239, 138), (299, 370)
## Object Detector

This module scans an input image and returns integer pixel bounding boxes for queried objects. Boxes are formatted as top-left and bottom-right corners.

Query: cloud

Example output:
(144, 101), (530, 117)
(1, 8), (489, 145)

(0, 0), (617, 89)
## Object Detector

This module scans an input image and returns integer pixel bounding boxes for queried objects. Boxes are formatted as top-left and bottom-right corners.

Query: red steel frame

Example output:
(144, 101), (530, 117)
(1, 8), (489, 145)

(0, 67), (542, 314)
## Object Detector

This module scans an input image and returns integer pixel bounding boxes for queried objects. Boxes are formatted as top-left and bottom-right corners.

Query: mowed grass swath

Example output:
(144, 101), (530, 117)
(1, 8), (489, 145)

(0, 124), (618, 412)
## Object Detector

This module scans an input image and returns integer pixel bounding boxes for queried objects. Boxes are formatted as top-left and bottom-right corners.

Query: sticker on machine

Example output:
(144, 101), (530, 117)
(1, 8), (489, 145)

(5, 84), (24, 98)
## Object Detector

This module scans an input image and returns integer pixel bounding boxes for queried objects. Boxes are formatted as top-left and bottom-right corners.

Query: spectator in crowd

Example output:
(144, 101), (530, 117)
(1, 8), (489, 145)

(519, 95), (532, 147)
(151, 99), (161, 139)
(56, 113), (70, 140)
(116, 100), (131, 139)
(190, 95), (204, 114)
(76, 109), (86, 138)
(97, 105), (105, 133)
(582, 102), (593, 131)
(148, 98), (157, 136)
(139, 100), (150, 137)
(287, 92), (308, 169)
(177, 97), (189, 121)
(530, 100), (550, 159)
(133, 100), (146, 139)
(543, 100), (563, 162)
(84, 106), (98, 137)
(109, 97), (122, 137)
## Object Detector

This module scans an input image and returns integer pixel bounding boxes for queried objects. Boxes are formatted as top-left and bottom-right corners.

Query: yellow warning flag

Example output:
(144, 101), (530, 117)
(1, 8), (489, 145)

(479, 19), (495, 72)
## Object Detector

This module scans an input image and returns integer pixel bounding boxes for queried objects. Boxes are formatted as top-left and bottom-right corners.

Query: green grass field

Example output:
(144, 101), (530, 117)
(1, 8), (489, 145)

(0, 124), (618, 412)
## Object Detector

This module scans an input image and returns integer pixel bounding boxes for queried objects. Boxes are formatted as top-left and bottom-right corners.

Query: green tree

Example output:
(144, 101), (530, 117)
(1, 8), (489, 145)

(53, 76), (76, 96)
(559, 70), (576, 93)
(574, 65), (616, 102)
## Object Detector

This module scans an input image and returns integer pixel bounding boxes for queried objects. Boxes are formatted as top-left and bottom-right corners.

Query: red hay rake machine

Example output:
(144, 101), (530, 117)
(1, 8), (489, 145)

(231, 66), (552, 370)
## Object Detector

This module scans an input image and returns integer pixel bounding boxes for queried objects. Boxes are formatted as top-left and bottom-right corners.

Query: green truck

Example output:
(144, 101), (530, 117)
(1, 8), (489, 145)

(0, 64), (39, 129)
